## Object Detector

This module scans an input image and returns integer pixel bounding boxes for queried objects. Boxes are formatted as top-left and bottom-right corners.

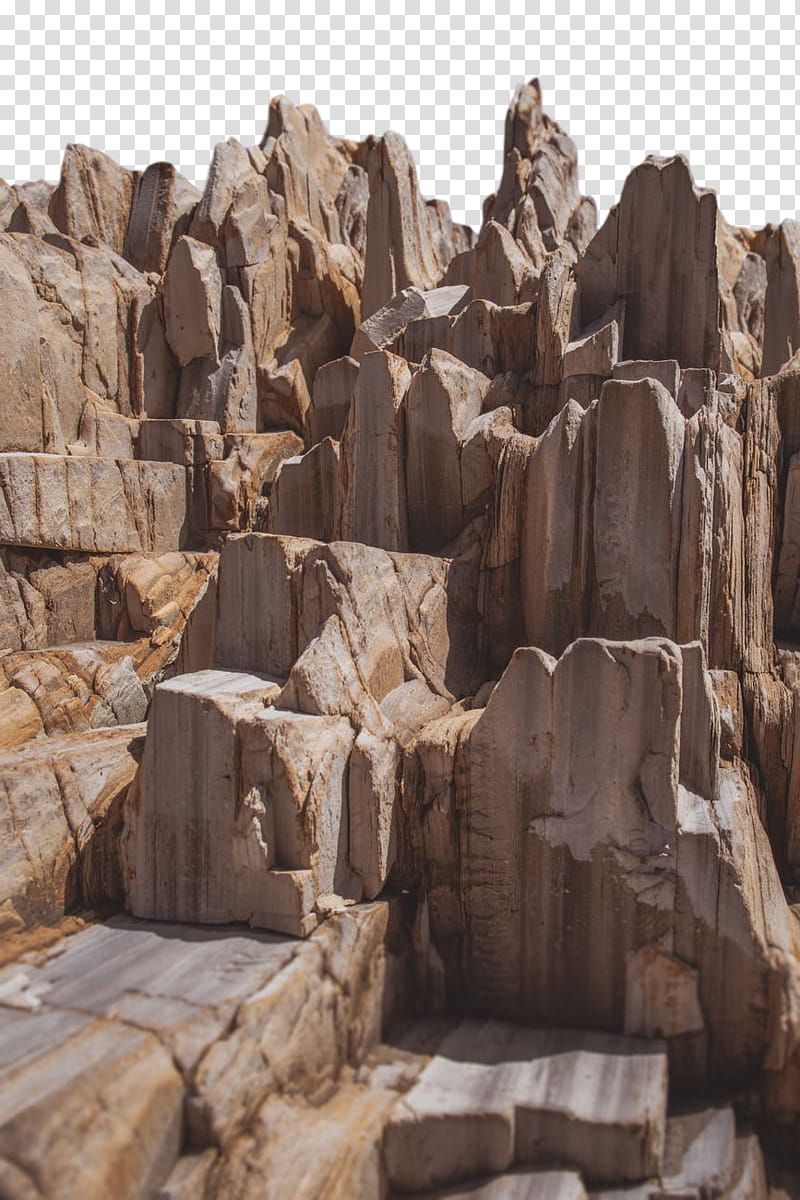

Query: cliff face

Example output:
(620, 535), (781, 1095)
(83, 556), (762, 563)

(1, 81), (800, 1196)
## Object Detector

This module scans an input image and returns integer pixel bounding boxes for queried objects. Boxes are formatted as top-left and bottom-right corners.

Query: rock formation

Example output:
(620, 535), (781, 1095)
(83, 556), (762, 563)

(0, 80), (800, 1196)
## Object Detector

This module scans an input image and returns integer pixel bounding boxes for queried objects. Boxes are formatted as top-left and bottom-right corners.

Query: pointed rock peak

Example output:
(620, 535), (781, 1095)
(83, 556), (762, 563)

(262, 94), (329, 148)
(636, 153), (715, 200)
(504, 77), (546, 159)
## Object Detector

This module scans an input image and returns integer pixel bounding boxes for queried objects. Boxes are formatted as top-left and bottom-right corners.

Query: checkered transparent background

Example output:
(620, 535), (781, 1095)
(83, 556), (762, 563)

(4, 0), (800, 232)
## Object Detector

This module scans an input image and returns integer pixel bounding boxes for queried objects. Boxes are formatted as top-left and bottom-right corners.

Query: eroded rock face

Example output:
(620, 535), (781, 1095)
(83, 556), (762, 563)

(2, 79), (800, 1196)
(399, 638), (800, 1085)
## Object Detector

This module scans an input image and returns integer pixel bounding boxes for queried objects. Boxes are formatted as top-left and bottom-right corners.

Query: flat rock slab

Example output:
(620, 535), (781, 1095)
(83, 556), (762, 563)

(0, 911), (296, 1073)
(409, 1169), (588, 1199)
(383, 1020), (668, 1192)
(0, 903), (325, 1196)
(0, 898), (405, 1150)
(0, 901), (401, 1194)
(0, 453), (189, 553)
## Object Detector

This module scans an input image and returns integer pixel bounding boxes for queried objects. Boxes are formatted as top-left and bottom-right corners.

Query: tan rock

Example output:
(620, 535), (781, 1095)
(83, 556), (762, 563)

(182, 284), (256, 432)
(215, 532), (319, 676)
(49, 143), (137, 256)
(0, 900), (408, 1195)
(68, 396), (139, 458)
(5, 84), (800, 1173)
(520, 399), (588, 656)
(98, 550), (217, 642)
(239, 211), (291, 368)
(337, 350), (411, 550)
(288, 216), (361, 344)
(188, 900), (405, 1145)
(775, 451), (800, 637)
(137, 418), (224, 465)
(383, 1020), (667, 1190)
(743, 378), (780, 674)
(222, 175), (275, 268)
(205, 1084), (397, 1200)
(162, 234), (221, 367)
(612, 357), (680, 396)
(0, 725), (144, 930)
(351, 284), (470, 361)
(0, 555), (48, 651)
(0, 686), (45, 752)
(0, 239), (44, 452)
(189, 137), (257, 249)
(532, 245), (577, 390)
(0, 454), (189, 553)
(1, 551), (102, 648)
(709, 669), (744, 761)
(259, 312), (341, 437)
(124, 660), (372, 935)
(262, 97), (351, 243)
(460, 405), (517, 519)
(266, 437), (340, 542)
(677, 405), (745, 668)
(590, 377), (685, 639)
(414, 1170), (588, 1200)
(124, 161), (199, 274)
(3, 233), (154, 449)
(763, 219), (800, 376)
(361, 131), (466, 318)
(562, 300), (623, 379)
(577, 156), (720, 370)
(122, 670), (282, 926)
(677, 365), (716, 418)
(405, 349), (490, 551)
(280, 539), (481, 727)
(309, 354), (358, 444)
(336, 163), (369, 256)
(206, 430), (302, 532)
(443, 220), (537, 307)
(0, 1009), (183, 1199)
(401, 637), (800, 1082)
(490, 79), (590, 256)
(0, 643), (148, 739)
(395, 297), (538, 395)
(137, 293), (180, 420)
(2, 179), (56, 236)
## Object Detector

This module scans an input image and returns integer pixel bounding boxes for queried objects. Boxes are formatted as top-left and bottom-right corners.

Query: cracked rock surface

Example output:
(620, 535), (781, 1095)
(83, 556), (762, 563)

(1, 79), (800, 1195)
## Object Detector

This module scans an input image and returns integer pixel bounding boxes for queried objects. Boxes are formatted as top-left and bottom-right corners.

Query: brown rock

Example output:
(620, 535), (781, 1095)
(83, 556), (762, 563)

(361, 131), (468, 318)
(4, 84), (800, 1184)
(763, 220), (800, 376)
(49, 143), (137, 256)
(309, 354), (358, 444)
(0, 239), (43, 452)
(338, 350), (411, 550)
(125, 161), (200, 274)
(0, 454), (189, 553)
(266, 437), (340, 542)
(405, 349), (490, 551)
(577, 156), (720, 370)
(0, 725), (144, 930)
(162, 235), (222, 367)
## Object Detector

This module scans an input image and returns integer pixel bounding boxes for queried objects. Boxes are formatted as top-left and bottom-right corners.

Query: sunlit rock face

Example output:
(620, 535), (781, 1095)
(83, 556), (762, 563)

(0, 80), (799, 1197)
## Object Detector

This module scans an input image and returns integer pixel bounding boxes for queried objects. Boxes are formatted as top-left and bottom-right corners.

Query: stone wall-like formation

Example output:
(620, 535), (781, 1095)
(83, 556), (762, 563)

(1, 80), (800, 1196)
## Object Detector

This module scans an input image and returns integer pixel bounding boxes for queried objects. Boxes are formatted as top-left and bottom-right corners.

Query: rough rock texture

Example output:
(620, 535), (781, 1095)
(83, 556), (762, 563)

(0, 725), (144, 932)
(383, 1021), (668, 1189)
(2, 80), (800, 1196)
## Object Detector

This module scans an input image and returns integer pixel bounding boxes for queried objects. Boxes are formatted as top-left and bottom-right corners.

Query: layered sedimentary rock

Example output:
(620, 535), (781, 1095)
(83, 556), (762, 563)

(2, 79), (800, 1196)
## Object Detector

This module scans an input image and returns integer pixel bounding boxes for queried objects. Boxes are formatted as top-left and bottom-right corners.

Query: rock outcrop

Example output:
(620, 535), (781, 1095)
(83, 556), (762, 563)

(1, 80), (799, 1196)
